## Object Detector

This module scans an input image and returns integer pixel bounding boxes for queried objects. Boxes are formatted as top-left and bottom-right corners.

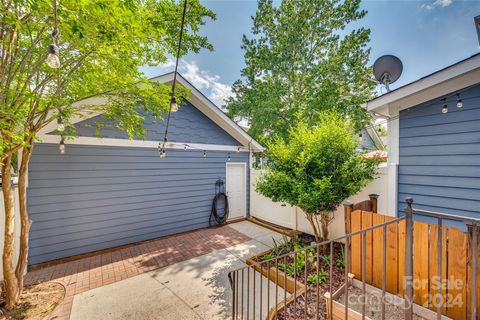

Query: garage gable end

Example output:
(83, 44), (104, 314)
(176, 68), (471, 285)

(59, 100), (242, 146)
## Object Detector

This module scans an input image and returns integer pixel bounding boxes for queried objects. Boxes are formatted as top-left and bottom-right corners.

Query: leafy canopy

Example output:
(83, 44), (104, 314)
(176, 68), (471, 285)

(256, 111), (378, 214)
(0, 0), (215, 156)
(226, 0), (375, 143)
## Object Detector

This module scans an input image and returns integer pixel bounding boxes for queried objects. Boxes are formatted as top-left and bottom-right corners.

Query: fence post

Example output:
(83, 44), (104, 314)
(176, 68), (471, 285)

(343, 200), (354, 234)
(343, 200), (353, 273)
(404, 197), (414, 320)
(369, 194), (379, 213)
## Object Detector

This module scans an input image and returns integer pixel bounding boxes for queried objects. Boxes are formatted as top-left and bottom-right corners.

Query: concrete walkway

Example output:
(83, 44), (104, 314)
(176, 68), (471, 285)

(69, 221), (286, 320)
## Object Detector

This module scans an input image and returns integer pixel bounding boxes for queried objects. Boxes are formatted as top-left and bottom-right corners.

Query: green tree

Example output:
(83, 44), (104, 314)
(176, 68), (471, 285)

(226, 0), (375, 143)
(0, 0), (214, 308)
(256, 112), (379, 243)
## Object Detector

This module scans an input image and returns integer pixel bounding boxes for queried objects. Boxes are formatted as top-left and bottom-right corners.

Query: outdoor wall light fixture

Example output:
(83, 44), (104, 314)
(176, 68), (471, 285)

(442, 99), (448, 114)
(456, 94), (463, 108)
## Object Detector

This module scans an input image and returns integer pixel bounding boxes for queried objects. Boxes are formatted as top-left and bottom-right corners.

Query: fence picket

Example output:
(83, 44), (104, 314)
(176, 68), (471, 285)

(447, 227), (468, 319)
(413, 222), (429, 306)
(397, 219), (405, 297)
(372, 214), (385, 288)
(351, 210), (362, 278)
(385, 215), (399, 295)
(429, 223), (447, 314)
(361, 211), (373, 284)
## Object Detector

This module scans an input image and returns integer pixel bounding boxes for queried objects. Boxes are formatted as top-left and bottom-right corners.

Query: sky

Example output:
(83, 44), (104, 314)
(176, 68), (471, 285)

(141, 0), (480, 107)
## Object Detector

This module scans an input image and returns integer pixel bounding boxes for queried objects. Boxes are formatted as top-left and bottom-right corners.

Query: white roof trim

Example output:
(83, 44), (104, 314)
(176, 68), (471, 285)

(364, 54), (480, 115)
(152, 72), (264, 152)
(365, 126), (385, 150)
(40, 72), (265, 152)
(37, 134), (251, 152)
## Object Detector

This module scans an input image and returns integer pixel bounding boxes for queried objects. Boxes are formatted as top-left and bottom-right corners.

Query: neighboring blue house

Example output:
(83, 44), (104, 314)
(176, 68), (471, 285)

(29, 72), (264, 265)
(364, 53), (480, 218)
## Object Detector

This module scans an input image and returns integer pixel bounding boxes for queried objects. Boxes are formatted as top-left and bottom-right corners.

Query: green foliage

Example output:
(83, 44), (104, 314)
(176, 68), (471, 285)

(0, 0), (215, 157)
(375, 124), (388, 137)
(256, 111), (379, 215)
(336, 246), (346, 269)
(278, 255), (305, 277)
(319, 254), (332, 267)
(260, 235), (291, 261)
(307, 269), (328, 286)
(225, 0), (375, 144)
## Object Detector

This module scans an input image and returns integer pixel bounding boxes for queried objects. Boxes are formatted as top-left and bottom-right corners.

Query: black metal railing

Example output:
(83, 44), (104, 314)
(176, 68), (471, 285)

(228, 197), (480, 320)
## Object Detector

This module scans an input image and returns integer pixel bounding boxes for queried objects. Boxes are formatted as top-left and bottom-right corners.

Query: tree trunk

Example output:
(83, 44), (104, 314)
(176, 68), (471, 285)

(305, 213), (321, 243)
(2, 156), (20, 308)
(320, 213), (330, 243)
(15, 144), (33, 292)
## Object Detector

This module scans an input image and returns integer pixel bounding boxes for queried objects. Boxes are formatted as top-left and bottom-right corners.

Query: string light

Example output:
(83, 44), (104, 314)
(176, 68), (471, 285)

(47, 0), (60, 68)
(227, 152), (231, 161)
(159, 149), (166, 158)
(59, 137), (65, 154)
(158, 137), (167, 158)
(158, 0), (187, 158)
(171, 96), (179, 112)
(442, 98), (448, 114)
(456, 94), (463, 108)
(203, 150), (207, 158)
(236, 147), (241, 153)
(57, 115), (65, 132)
(183, 144), (187, 151)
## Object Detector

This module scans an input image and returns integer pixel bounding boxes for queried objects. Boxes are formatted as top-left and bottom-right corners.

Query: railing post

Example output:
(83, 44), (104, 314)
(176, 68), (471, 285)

(404, 197), (414, 320)
(369, 194), (379, 213)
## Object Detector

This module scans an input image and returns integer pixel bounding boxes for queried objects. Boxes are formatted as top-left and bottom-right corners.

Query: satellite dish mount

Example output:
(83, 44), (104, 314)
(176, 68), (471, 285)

(373, 55), (403, 92)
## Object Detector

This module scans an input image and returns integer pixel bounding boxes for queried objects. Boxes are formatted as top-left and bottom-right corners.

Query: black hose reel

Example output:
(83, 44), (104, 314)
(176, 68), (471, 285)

(210, 178), (229, 226)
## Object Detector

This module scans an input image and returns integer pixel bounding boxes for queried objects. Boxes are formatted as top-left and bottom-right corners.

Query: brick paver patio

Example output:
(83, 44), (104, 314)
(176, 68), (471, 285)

(25, 225), (251, 320)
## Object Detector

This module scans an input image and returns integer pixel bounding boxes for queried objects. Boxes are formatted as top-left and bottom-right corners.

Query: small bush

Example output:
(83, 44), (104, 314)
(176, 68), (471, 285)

(307, 270), (328, 286)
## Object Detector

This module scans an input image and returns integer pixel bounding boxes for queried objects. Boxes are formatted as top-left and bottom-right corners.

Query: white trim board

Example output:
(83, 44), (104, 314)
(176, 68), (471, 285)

(364, 53), (480, 116)
(36, 134), (250, 152)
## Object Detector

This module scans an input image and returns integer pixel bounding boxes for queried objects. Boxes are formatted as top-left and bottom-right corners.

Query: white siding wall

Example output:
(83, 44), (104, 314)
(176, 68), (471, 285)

(250, 164), (389, 239)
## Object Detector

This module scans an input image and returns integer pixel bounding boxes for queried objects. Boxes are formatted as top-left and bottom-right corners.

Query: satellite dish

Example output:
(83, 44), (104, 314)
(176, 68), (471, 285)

(373, 55), (403, 92)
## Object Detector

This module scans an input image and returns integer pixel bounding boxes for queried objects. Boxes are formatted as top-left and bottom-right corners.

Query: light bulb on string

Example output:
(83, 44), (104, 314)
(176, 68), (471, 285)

(59, 137), (65, 155)
(170, 96), (178, 112)
(57, 116), (65, 132)
(159, 149), (166, 158)
(184, 144), (187, 151)
(227, 152), (231, 161)
(456, 94), (463, 108)
(203, 150), (207, 158)
(158, 138), (167, 158)
(47, 43), (60, 69)
(442, 103), (448, 114)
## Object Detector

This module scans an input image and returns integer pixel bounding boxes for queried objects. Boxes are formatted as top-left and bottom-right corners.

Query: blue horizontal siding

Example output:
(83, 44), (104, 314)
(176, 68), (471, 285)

(28, 144), (249, 264)
(71, 100), (242, 146)
(398, 84), (480, 219)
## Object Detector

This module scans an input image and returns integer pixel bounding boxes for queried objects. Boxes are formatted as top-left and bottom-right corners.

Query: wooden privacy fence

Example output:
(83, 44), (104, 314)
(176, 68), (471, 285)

(344, 207), (480, 320)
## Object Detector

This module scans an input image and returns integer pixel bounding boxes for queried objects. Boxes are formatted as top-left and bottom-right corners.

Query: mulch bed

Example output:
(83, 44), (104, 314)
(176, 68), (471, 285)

(253, 236), (347, 320)
(0, 282), (65, 320)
